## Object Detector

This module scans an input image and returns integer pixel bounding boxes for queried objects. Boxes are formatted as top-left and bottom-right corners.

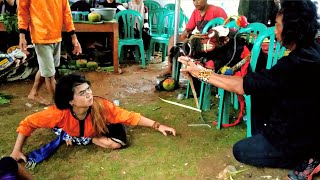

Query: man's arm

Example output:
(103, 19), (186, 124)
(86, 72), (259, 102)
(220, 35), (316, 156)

(17, 0), (30, 54)
(17, 0), (30, 31)
(62, 0), (75, 32)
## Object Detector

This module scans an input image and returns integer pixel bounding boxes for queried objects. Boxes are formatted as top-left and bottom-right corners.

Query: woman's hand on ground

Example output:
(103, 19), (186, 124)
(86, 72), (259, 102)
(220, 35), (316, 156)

(10, 150), (27, 162)
(158, 125), (176, 136)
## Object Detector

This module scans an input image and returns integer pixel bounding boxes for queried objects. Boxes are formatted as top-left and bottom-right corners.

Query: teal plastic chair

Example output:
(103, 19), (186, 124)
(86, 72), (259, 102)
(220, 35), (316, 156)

(201, 17), (225, 34)
(143, 0), (161, 11)
(185, 17), (225, 110)
(218, 22), (267, 109)
(238, 22), (268, 44)
(224, 20), (240, 30)
(117, 0), (130, 3)
(164, 3), (183, 12)
(147, 9), (174, 62)
(148, 7), (170, 36)
(115, 10), (146, 68)
(217, 26), (285, 137)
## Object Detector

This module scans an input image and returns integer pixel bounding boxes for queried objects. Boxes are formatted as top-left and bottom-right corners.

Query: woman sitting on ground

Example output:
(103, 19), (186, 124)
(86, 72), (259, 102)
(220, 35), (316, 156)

(10, 73), (176, 162)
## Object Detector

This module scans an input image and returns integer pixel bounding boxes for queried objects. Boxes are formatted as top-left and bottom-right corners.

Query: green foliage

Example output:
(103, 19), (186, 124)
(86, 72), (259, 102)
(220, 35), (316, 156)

(0, 93), (12, 105)
(2, 13), (18, 34)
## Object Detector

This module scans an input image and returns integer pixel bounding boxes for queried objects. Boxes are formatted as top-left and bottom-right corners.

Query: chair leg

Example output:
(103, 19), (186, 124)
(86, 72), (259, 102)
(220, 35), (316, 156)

(118, 44), (124, 63)
(134, 46), (140, 62)
(198, 82), (205, 109)
(202, 84), (212, 111)
(217, 88), (225, 130)
(233, 93), (239, 110)
(139, 43), (146, 68)
(186, 80), (190, 98)
(244, 95), (252, 137)
(217, 88), (231, 129)
(162, 44), (167, 62)
(147, 39), (154, 62)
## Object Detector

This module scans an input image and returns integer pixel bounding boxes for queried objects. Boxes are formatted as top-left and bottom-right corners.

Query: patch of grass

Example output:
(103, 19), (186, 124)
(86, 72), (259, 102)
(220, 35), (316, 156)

(0, 93), (13, 105)
(0, 91), (289, 179)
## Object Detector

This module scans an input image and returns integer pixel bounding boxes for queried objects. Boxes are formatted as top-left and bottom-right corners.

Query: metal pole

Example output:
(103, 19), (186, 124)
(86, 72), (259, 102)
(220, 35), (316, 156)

(173, 0), (181, 45)
(172, 0), (181, 80)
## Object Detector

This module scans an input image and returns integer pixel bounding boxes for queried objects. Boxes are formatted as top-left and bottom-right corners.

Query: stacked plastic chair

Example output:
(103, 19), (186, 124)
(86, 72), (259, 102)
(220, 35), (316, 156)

(164, 3), (183, 12)
(115, 10), (146, 68)
(143, 0), (161, 11)
(184, 17), (225, 110)
(146, 8), (175, 62)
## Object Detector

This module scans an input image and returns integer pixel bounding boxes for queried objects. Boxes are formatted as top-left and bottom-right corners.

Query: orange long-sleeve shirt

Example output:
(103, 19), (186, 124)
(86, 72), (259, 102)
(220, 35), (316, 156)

(17, 98), (141, 137)
(18, 0), (75, 44)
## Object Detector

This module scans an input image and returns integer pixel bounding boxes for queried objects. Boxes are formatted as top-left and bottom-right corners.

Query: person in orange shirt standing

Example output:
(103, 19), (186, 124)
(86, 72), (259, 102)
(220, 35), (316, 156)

(18, 0), (82, 105)
(10, 73), (176, 163)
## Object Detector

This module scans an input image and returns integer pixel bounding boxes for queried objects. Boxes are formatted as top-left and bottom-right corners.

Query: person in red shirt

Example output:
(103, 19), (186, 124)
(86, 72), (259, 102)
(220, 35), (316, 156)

(157, 0), (227, 78)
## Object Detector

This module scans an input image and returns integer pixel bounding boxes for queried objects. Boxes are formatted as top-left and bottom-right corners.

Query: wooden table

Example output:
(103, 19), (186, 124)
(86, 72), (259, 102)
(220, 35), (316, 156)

(0, 21), (119, 73)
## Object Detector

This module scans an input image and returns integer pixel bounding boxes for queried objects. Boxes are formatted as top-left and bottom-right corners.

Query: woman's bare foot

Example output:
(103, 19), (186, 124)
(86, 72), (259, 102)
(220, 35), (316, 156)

(28, 94), (51, 105)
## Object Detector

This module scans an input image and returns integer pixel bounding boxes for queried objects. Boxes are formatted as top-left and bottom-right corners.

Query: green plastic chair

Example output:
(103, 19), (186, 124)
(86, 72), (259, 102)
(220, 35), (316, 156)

(147, 9), (174, 62)
(201, 17), (225, 34)
(164, 3), (183, 12)
(117, 0), (130, 3)
(143, 0), (161, 11)
(217, 22), (267, 109)
(184, 17), (225, 110)
(115, 10), (146, 68)
(217, 26), (285, 137)
(224, 20), (240, 30)
(148, 7), (170, 36)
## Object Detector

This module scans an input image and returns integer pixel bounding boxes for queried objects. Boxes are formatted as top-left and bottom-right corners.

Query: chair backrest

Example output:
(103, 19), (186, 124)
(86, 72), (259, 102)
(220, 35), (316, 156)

(117, 0), (129, 3)
(202, 17), (225, 33)
(164, 3), (183, 12)
(143, 0), (161, 11)
(250, 26), (286, 71)
(150, 11), (175, 38)
(238, 22), (267, 44)
(149, 8), (171, 35)
(115, 10), (143, 40)
(224, 20), (240, 30)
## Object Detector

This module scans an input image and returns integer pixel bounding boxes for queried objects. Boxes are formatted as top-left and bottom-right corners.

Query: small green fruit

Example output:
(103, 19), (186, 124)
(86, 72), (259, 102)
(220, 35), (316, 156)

(88, 12), (101, 22)
(162, 78), (176, 91)
(76, 59), (87, 68)
(86, 61), (99, 70)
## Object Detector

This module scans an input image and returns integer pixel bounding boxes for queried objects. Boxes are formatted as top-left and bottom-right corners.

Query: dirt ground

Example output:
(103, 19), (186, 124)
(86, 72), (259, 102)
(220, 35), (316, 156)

(1, 60), (318, 179)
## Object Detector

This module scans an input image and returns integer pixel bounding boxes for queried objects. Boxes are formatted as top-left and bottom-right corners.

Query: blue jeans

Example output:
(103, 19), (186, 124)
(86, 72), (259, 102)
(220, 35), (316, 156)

(233, 134), (301, 169)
